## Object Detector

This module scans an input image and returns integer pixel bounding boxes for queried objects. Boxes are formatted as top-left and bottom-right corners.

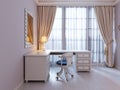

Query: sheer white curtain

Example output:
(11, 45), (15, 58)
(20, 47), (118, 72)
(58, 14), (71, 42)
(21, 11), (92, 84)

(46, 8), (62, 50)
(46, 8), (62, 66)
(89, 8), (105, 64)
(65, 7), (87, 50)
(46, 7), (105, 66)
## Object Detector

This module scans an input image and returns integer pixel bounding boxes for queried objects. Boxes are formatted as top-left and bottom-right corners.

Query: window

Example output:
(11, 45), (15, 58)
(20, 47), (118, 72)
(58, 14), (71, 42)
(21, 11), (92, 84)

(46, 7), (105, 65)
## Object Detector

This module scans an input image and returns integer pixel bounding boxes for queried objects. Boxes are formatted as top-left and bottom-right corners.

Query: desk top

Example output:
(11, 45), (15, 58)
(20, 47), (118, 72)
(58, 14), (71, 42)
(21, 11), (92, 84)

(49, 50), (90, 54)
(24, 51), (50, 56)
(24, 50), (90, 56)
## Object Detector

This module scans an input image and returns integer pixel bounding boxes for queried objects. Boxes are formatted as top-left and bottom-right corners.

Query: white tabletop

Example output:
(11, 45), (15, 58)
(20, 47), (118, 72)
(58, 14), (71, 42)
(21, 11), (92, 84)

(24, 50), (90, 56)
(24, 50), (50, 56)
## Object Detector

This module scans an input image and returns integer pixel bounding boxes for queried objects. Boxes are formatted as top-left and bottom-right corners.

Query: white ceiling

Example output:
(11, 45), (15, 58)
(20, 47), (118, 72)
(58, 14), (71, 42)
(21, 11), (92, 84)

(34, 0), (120, 6)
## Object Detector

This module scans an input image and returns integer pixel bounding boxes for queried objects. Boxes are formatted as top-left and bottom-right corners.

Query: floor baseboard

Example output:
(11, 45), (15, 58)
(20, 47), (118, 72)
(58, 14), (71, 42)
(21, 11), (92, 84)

(14, 81), (23, 90)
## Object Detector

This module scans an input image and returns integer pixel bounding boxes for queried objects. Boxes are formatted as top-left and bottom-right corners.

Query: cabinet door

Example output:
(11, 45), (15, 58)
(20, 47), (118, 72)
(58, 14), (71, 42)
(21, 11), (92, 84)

(25, 56), (49, 81)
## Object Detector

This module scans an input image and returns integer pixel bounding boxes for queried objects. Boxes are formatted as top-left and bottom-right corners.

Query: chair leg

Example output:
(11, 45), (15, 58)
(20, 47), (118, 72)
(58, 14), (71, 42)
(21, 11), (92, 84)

(56, 67), (63, 80)
(64, 68), (68, 81)
(57, 67), (63, 76)
(56, 67), (74, 81)
(68, 71), (74, 78)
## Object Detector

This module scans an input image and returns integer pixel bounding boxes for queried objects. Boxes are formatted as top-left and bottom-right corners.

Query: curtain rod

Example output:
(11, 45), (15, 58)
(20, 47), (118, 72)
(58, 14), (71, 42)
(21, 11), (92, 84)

(36, 2), (115, 7)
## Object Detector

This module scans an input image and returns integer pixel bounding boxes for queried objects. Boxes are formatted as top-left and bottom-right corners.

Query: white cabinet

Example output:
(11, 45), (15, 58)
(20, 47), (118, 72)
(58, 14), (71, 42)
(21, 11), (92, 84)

(76, 51), (91, 71)
(24, 51), (50, 82)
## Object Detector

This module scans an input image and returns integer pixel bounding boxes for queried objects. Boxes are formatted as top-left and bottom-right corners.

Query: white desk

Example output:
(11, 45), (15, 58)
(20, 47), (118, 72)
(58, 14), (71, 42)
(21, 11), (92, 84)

(24, 50), (91, 82)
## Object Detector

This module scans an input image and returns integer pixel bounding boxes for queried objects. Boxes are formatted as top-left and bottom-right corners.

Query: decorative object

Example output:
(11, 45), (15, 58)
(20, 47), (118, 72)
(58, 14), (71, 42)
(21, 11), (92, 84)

(24, 8), (34, 48)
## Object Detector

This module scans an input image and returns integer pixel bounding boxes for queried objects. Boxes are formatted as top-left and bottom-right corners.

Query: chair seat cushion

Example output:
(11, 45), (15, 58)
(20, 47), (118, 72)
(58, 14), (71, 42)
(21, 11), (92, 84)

(56, 60), (67, 65)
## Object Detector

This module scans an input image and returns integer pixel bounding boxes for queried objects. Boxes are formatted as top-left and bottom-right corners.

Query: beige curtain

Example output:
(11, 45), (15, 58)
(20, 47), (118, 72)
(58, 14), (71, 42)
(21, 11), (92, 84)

(37, 6), (56, 50)
(94, 6), (114, 67)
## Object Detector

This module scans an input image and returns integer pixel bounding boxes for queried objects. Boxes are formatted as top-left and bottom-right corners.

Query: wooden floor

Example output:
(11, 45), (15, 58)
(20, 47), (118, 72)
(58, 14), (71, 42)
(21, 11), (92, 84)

(18, 66), (120, 90)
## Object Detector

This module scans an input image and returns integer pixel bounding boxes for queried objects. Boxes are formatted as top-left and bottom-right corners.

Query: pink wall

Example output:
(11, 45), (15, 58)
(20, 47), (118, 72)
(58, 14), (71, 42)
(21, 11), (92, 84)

(0, 0), (37, 90)
(115, 2), (120, 69)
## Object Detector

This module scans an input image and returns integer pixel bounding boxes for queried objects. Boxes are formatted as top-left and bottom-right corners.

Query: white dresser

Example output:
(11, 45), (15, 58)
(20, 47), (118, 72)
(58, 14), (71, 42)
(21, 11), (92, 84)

(24, 51), (50, 82)
(76, 51), (91, 71)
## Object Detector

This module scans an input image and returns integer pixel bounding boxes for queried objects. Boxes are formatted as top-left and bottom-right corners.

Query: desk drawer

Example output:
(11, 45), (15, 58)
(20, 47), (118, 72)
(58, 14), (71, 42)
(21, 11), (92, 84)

(77, 65), (90, 71)
(77, 53), (90, 58)
(77, 60), (90, 64)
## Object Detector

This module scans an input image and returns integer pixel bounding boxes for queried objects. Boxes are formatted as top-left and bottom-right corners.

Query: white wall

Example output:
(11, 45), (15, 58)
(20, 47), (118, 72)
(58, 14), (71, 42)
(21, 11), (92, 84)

(115, 1), (120, 69)
(0, 0), (37, 90)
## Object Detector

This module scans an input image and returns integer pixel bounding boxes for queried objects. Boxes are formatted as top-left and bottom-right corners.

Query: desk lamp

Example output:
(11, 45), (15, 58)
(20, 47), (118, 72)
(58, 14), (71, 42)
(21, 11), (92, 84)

(40, 36), (47, 51)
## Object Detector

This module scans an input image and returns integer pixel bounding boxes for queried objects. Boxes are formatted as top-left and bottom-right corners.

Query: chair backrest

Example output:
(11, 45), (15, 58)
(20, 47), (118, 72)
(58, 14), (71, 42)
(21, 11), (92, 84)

(62, 53), (73, 67)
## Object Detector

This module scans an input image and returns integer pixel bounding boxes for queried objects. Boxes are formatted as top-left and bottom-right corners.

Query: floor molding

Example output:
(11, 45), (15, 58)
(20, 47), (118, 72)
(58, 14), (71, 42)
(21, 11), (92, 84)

(14, 81), (23, 90)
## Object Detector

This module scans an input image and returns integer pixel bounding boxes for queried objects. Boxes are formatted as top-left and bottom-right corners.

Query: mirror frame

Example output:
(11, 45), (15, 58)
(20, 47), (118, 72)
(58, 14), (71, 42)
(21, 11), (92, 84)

(24, 8), (34, 48)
